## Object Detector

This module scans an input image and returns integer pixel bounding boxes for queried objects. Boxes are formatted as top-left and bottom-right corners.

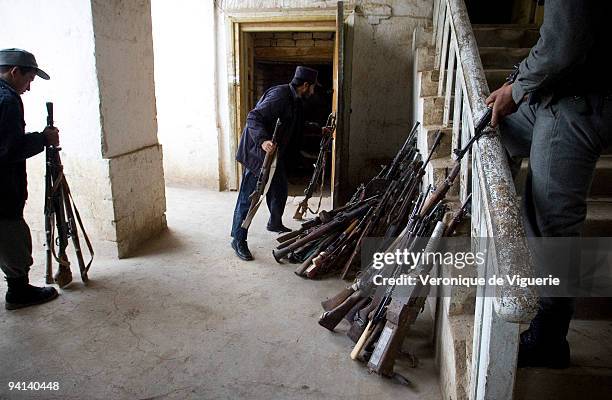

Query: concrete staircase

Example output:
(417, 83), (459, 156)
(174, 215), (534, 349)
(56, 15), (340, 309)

(413, 23), (612, 400)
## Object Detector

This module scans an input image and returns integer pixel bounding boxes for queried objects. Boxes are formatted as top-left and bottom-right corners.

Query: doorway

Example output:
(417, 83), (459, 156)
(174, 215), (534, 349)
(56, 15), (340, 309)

(228, 9), (350, 206)
(249, 32), (334, 196)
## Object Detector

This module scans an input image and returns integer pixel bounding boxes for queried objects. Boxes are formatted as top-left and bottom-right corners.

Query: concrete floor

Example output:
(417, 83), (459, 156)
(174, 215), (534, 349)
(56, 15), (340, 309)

(0, 187), (441, 400)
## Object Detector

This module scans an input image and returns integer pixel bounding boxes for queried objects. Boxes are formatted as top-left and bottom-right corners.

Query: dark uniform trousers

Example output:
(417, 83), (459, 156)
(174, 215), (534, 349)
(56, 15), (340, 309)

(0, 218), (34, 278)
(500, 93), (612, 340)
(231, 159), (288, 242)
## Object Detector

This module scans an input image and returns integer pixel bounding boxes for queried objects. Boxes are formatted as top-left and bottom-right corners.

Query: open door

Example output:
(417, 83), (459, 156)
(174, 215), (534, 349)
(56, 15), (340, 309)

(229, 12), (343, 195)
(331, 0), (350, 207)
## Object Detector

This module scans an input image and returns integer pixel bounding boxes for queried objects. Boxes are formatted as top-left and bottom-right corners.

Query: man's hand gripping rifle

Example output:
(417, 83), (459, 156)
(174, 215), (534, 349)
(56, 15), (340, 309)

(241, 118), (282, 229)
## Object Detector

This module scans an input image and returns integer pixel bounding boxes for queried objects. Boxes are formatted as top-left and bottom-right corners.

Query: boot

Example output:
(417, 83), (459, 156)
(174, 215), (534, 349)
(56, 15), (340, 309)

(266, 224), (292, 233)
(5, 276), (59, 310)
(231, 239), (254, 261)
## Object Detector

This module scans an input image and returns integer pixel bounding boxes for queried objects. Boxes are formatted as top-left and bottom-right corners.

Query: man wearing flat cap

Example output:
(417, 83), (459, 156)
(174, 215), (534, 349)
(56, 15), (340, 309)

(230, 66), (318, 261)
(0, 48), (60, 309)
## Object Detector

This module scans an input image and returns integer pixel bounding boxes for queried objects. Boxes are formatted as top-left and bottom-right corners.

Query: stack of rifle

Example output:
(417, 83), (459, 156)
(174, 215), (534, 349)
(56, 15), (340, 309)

(315, 101), (499, 382)
(273, 121), (445, 280)
(316, 194), (471, 382)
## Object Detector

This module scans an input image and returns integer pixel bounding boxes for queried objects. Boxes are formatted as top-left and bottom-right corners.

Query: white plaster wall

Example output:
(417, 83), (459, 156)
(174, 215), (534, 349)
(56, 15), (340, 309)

(0, 0), (116, 253)
(91, 0), (159, 158)
(1, 0), (166, 258)
(151, 0), (220, 188)
(1, 0), (103, 160)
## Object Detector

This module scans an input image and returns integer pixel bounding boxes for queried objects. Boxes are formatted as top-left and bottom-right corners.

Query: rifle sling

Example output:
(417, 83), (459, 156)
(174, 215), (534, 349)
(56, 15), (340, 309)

(45, 169), (94, 274)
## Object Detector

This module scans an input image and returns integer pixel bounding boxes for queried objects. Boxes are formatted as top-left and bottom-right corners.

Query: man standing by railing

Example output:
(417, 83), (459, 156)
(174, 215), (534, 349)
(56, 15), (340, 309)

(486, 1), (612, 368)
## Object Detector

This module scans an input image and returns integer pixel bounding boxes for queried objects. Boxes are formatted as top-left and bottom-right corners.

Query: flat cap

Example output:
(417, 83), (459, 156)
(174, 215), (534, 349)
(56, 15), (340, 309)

(0, 48), (50, 80)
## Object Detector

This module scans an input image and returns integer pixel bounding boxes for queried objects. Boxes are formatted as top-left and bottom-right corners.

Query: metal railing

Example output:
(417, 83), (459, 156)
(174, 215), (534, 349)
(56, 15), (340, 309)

(430, 0), (539, 398)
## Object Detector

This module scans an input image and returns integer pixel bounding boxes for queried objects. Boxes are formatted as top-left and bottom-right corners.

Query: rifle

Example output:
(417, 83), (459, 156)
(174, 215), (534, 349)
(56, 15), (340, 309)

(44, 102), (94, 287)
(383, 122), (420, 180)
(349, 206), (444, 361)
(367, 194), (471, 376)
(294, 113), (336, 220)
(444, 193), (472, 237)
(295, 233), (339, 276)
(366, 220), (447, 375)
(241, 118), (282, 229)
(318, 201), (431, 332)
(272, 201), (373, 263)
(383, 130), (443, 239)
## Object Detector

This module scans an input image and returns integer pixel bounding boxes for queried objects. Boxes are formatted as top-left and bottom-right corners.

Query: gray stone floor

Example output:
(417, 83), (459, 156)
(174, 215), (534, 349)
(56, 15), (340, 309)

(0, 187), (442, 400)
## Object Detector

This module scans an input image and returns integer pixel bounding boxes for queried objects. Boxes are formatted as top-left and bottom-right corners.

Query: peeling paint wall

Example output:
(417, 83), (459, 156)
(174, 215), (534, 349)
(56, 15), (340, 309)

(347, 0), (432, 187)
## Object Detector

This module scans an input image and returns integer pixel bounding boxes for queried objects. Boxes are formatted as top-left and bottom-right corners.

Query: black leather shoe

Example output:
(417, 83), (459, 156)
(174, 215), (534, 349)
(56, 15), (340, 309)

(5, 276), (59, 310)
(231, 239), (254, 261)
(266, 224), (292, 233)
(517, 328), (570, 369)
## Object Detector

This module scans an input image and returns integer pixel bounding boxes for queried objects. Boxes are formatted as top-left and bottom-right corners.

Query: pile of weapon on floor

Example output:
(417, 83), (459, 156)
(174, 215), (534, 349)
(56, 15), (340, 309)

(272, 112), (495, 382)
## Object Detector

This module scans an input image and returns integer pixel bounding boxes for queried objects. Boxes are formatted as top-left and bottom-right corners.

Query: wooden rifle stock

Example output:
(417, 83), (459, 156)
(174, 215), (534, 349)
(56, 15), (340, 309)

(321, 283), (357, 311)
(419, 162), (460, 219)
(318, 289), (365, 331)
(347, 291), (382, 342)
(444, 193), (472, 236)
(367, 221), (446, 376)
(295, 234), (337, 276)
(306, 219), (359, 278)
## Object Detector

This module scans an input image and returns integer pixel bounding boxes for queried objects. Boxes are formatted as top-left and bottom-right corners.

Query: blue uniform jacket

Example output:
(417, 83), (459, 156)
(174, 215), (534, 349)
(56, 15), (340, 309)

(0, 78), (46, 219)
(236, 84), (303, 175)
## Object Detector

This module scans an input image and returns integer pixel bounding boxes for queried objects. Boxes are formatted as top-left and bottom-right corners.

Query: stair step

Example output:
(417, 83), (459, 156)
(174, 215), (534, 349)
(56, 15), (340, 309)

(591, 155), (612, 196)
(415, 46), (435, 72)
(420, 125), (453, 160)
(484, 68), (514, 91)
(473, 24), (539, 48)
(479, 47), (530, 69)
(574, 298), (612, 320)
(419, 70), (439, 98)
(420, 96), (445, 126)
(583, 199), (612, 236)
(515, 319), (612, 400)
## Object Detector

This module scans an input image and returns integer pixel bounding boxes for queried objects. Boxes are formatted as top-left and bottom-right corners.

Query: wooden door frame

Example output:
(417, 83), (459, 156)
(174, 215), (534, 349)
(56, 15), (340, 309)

(225, 10), (346, 201)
